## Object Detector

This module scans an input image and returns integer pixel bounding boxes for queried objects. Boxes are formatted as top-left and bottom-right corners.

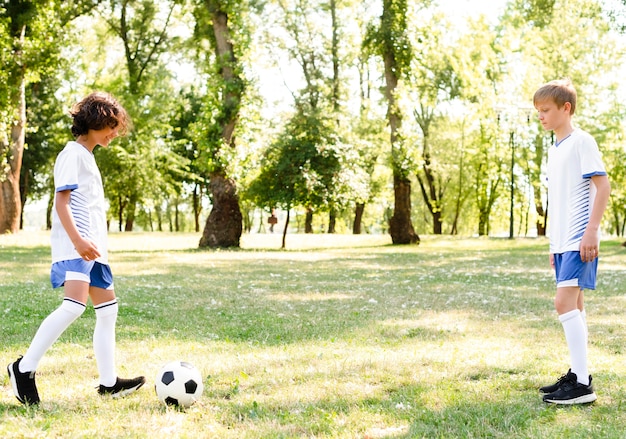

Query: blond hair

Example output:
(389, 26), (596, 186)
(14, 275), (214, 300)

(533, 79), (577, 115)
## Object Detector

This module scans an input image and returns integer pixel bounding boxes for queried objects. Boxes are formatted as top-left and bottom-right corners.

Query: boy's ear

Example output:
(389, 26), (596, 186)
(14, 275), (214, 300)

(562, 102), (572, 113)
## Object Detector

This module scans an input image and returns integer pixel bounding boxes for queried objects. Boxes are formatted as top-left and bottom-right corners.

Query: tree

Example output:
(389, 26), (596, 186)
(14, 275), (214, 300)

(21, 78), (69, 230)
(268, 0), (337, 233)
(0, 0), (100, 234)
(195, 0), (247, 248)
(407, 17), (462, 234)
(473, 122), (504, 236)
(364, 0), (427, 244)
(247, 109), (346, 248)
(101, 0), (181, 231)
(168, 88), (207, 232)
(1, 1), (54, 233)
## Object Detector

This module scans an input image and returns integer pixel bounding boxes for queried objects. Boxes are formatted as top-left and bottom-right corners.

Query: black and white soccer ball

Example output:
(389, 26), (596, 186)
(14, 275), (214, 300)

(155, 361), (204, 408)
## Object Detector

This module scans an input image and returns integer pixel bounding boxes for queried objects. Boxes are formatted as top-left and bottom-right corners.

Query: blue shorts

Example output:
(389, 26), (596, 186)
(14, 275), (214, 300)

(553, 251), (598, 290)
(50, 259), (114, 290)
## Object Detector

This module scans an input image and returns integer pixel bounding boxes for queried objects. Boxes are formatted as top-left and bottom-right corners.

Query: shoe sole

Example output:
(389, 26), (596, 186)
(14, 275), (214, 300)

(7, 363), (26, 404)
(104, 382), (145, 399)
(544, 392), (597, 405)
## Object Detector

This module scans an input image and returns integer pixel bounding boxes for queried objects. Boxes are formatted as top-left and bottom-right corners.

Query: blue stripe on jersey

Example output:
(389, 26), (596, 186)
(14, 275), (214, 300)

(70, 191), (91, 237)
(582, 171), (607, 178)
(565, 180), (590, 247)
(56, 184), (78, 192)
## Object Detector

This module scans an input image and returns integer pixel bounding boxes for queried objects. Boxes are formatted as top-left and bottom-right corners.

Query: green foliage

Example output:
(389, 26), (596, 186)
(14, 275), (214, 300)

(508, 0), (557, 28)
(21, 81), (68, 206)
(4, 0), (626, 238)
(246, 108), (345, 213)
(103, 0), (181, 94)
(97, 72), (191, 230)
(1, 0), (64, 158)
(192, 0), (249, 173)
(365, 0), (412, 79)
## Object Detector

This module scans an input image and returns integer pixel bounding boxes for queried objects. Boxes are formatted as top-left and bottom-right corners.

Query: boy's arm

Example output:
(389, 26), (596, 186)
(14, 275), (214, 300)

(580, 174), (611, 262)
(55, 190), (101, 261)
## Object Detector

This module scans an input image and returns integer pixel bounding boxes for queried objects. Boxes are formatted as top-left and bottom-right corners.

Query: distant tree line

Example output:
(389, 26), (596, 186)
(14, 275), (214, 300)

(1, 0), (626, 248)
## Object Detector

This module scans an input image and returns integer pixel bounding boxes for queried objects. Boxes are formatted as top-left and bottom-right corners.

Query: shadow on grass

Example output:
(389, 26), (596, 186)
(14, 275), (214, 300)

(215, 376), (626, 438)
(0, 242), (583, 348)
(3, 240), (626, 351)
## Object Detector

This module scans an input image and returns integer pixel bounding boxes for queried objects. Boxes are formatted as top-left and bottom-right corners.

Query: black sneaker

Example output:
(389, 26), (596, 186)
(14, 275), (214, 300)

(540, 369), (572, 394)
(7, 357), (40, 405)
(540, 369), (593, 394)
(542, 370), (597, 405)
(98, 376), (146, 398)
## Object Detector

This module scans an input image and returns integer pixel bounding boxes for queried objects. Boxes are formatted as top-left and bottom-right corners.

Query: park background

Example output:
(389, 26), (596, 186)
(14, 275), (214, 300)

(2, 0), (626, 246)
(4, 0), (626, 438)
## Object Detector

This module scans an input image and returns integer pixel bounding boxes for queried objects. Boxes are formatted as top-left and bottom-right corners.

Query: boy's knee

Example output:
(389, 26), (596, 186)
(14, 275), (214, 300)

(94, 300), (118, 318)
(554, 293), (579, 315)
(60, 298), (87, 317)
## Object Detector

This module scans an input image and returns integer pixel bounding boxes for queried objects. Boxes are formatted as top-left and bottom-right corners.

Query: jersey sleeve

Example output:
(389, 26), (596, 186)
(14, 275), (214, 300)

(579, 136), (607, 178)
(54, 148), (79, 192)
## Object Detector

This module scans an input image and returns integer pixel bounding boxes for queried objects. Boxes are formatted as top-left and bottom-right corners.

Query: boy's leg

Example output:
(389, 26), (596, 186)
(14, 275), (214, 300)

(91, 286), (146, 397)
(90, 286), (118, 387)
(20, 281), (88, 372)
(8, 280), (87, 404)
(579, 290), (588, 342)
(555, 286), (589, 386)
(89, 263), (145, 397)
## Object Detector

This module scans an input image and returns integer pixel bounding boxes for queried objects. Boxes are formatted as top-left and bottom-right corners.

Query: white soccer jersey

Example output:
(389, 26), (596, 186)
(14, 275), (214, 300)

(547, 129), (607, 254)
(50, 141), (109, 264)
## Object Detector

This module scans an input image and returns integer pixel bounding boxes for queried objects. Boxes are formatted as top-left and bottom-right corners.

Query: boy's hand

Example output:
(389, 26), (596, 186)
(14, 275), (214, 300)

(579, 229), (599, 262)
(549, 253), (555, 269)
(74, 237), (101, 261)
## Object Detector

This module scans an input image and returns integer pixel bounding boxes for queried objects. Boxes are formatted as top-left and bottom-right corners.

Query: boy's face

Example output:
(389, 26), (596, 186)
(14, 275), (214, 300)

(92, 126), (119, 148)
(534, 99), (571, 132)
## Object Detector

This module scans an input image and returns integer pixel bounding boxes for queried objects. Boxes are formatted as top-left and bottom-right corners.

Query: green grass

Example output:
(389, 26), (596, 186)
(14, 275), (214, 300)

(2, 232), (626, 438)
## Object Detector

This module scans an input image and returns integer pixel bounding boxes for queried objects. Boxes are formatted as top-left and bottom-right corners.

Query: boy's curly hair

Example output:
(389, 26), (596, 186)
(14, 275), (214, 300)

(70, 92), (131, 138)
(533, 79), (577, 115)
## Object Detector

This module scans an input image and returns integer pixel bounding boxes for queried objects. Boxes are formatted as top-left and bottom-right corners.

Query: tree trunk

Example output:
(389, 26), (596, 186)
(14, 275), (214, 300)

(305, 208), (313, 233)
(432, 211), (442, 234)
(156, 205), (163, 232)
(353, 203), (364, 234)
(535, 201), (547, 236)
(478, 209), (488, 236)
(46, 193), (53, 230)
(118, 196), (124, 232)
(0, 62), (26, 234)
(198, 2), (243, 248)
(199, 172), (242, 248)
(193, 184), (201, 232)
(174, 199), (180, 232)
(327, 209), (336, 234)
(124, 193), (137, 231)
(389, 176), (419, 244)
(281, 209), (290, 249)
(381, 3), (417, 246)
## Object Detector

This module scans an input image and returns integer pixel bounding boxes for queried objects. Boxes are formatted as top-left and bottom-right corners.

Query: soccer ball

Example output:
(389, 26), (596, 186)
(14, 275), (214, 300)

(155, 361), (204, 408)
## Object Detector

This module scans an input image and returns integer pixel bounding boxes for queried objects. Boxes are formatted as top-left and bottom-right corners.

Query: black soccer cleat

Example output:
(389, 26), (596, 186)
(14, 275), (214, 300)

(542, 370), (597, 405)
(540, 369), (572, 394)
(540, 368), (593, 394)
(7, 356), (40, 405)
(98, 376), (146, 398)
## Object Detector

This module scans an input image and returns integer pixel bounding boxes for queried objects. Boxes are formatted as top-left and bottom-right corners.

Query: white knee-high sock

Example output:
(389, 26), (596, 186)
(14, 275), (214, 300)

(581, 308), (588, 342)
(559, 309), (589, 386)
(20, 298), (86, 373)
(94, 299), (118, 387)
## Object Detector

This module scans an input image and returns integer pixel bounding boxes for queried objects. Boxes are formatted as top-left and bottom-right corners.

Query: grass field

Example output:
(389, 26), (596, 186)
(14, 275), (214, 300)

(2, 232), (626, 438)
